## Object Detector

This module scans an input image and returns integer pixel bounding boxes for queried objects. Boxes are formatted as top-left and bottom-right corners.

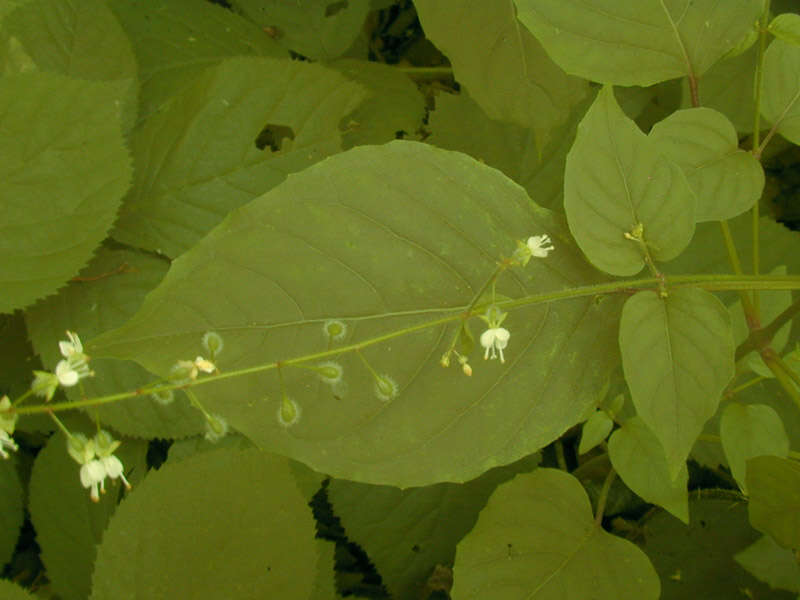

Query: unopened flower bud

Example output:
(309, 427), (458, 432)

(316, 361), (343, 385)
(201, 331), (224, 357)
(204, 414), (229, 442)
(374, 374), (399, 402)
(151, 389), (175, 406)
(277, 397), (301, 428)
(323, 320), (347, 342)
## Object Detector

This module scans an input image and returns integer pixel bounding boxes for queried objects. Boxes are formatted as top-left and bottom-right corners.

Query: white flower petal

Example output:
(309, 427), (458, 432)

(56, 361), (79, 386)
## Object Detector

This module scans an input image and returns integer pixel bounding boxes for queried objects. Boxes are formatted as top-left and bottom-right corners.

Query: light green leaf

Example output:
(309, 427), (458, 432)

(328, 453), (539, 600)
(231, 0), (370, 60)
(643, 490), (785, 599)
(427, 88), (593, 211)
(735, 534), (800, 594)
(747, 455), (800, 549)
(761, 38), (800, 144)
(330, 58), (426, 149)
(24, 247), (205, 439)
(648, 107), (764, 222)
(0, 457), (23, 569)
(451, 468), (659, 599)
(0, 72), (132, 313)
(108, 0), (285, 123)
(578, 410), (614, 455)
(515, 0), (762, 86)
(619, 288), (735, 479)
(29, 431), (147, 600)
(3, 0), (137, 129)
(414, 0), (587, 147)
(111, 56), (366, 258)
(565, 86), (696, 276)
(0, 580), (37, 600)
(729, 266), (793, 377)
(609, 417), (689, 523)
(91, 141), (623, 488)
(310, 540), (341, 600)
(90, 449), (317, 600)
(769, 13), (800, 46)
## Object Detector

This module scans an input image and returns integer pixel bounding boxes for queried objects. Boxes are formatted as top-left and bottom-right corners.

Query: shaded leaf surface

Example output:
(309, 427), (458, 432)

(111, 56), (366, 258)
(735, 534), (800, 594)
(515, 0), (761, 86)
(747, 455), (800, 549)
(0, 72), (131, 312)
(619, 288), (734, 478)
(451, 469), (659, 599)
(415, 0), (587, 146)
(643, 491), (794, 600)
(565, 86), (695, 276)
(0, 458), (23, 569)
(90, 449), (317, 600)
(761, 38), (800, 144)
(328, 453), (539, 599)
(91, 141), (623, 487)
(231, 0), (371, 60)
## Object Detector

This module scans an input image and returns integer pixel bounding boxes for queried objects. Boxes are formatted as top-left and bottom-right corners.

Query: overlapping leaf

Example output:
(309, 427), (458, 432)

(747, 455), (800, 549)
(0, 72), (132, 313)
(91, 141), (623, 487)
(0, 458), (23, 569)
(761, 38), (800, 145)
(24, 247), (205, 439)
(414, 0), (587, 147)
(328, 453), (539, 599)
(90, 449), (317, 599)
(648, 107), (763, 222)
(111, 56), (366, 258)
(451, 469), (660, 599)
(515, 0), (762, 86)
(735, 535), (800, 594)
(619, 288), (735, 479)
(108, 0), (285, 123)
(230, 0), (371, 60)
(609, 417), (689, 523)
(721, 403), (789, 494)
(564, 86), (695, 276)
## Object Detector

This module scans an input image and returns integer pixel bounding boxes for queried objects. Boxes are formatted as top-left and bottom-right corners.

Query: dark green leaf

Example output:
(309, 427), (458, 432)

(747, 455), (800, 549)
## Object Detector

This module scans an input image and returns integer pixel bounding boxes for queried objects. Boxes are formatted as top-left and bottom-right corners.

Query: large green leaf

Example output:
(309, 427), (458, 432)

(0, 72), (132, 313)
(451, 468), (659, 599)
(414, 0), (587, 147)
(747, 455), (800, 550)
(608, 416), (688, 523)
(29, 430), (147, 600)
(427, 89), (593, 212)
(3, 0), (137, 130)
(111, 56), (366, 258)
(328, 453), (539, 599)
(761, 38), (800, 145)
(648, 107), (764, 222)
(90, 449), (317, 600)
(108, 0), (285, 124)
(515, 0), (762, 86)
(90, 141), (623, 487)
(230, 0), (371, 60)
(24, 247), (205, 439)
(564, 86), (696, 276)
(619, 288), (735, 479)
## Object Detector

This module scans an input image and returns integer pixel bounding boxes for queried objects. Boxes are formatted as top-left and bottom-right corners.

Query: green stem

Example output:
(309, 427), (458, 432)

(48, 410), (75, 442)
(184, 389), (212, 421)
(16, 273), (800, 416)
(595, 467), (617, 526)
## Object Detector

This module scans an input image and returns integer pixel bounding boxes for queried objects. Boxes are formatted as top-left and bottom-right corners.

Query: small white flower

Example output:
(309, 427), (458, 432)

(100, 455), (131, 490)
(31, 370), (59, 400)
(58, 331), (84, 359)
(55, 360), (80, 386)
(480, 327), (511, 363)
(170, 360), (198, 383)
(0, 430), (18, 460)
(80, 459), (106, 503)
(527, 234), (554, 258)
(94, 430), (131, 494)
(193, 356), (216, 373)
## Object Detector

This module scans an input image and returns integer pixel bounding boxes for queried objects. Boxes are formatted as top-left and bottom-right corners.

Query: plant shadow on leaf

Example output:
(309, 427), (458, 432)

(255, 123), (296, 152)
